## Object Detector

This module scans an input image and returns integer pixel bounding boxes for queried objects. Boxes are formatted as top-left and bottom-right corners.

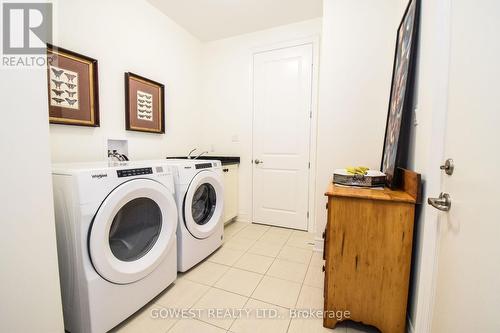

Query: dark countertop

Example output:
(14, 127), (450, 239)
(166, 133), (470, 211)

(166, 156), (240, 166)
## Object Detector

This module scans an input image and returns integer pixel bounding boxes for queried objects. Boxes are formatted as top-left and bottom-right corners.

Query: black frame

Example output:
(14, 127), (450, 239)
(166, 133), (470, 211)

(124, 72), (165, 134)
(380, 0), (420, 188)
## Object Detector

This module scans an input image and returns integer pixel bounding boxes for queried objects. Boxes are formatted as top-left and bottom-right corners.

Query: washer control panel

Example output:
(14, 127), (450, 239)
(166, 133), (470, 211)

(117, 167), (153, 178)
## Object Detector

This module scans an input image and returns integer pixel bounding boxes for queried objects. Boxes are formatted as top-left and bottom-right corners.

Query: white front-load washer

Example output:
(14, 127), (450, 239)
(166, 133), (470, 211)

(165, 159), (224, 272)
(52, 161), (178, 333)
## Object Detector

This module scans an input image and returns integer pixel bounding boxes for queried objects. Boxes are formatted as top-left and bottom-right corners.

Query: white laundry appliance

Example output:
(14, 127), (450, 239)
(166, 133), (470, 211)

(165, 159), (224, 272)
(51, 161), (178, 333)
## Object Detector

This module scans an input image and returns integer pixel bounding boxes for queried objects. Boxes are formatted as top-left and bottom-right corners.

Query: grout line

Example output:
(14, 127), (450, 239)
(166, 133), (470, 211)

(175, 224), (318, 333)
(125, 224), (318, 333)
(191, 317), (232, 332)
(242, 227), (296, 312)
(226, 224), (287, 332)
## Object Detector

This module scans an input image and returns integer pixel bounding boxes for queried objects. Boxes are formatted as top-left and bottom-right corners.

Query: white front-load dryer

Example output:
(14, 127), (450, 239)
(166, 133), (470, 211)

(165, 160), (224, 272)
(52, 161), (178, 333)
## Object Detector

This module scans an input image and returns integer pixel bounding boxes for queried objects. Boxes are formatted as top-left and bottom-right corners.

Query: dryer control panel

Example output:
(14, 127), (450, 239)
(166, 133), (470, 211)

(195, 163), (214, 170)
(117, 167), (153, 178)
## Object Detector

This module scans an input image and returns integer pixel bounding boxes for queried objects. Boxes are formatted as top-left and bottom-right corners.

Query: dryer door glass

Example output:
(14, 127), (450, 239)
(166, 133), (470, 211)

(191, 183), (217, 225)
(109, 197), (162, 262)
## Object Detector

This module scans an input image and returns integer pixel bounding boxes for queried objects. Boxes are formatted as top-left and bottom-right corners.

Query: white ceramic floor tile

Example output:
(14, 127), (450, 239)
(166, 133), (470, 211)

(214, 267), (263, 297)
(266, 259), (308, 283)
(247, 239), (283, 258)
(258, 232), (290, 246)
(208, 247), (245, 266)
(290, 285), (349, 333)
(183, 261), (230, 286)
(295, 285), (323, 309)
(192, 288), (248, 330)
(155, 279), (210, 309)
(286, 231), (316, 249)
(303, 264), (324, 288)
(168, 318), (227, 333)
(113, 302), (176, 333)
(223, 236), (256, 251)
(229, 299), (290, 333)
(224, 221), (249, 240)
(233, 253), (274, 274)
(292, 229), (315, 239)
(265, 226), (293, 238)
(309, 251), (325, 268)
(235, 227), (268, 240)
(245, 223), (271, 232)
(277, 245), (313, 265)
(251, 276), (301, 308)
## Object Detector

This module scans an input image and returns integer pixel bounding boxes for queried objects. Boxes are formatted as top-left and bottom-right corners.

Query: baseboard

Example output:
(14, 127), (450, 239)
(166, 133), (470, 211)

(236, 213), (250, 223)
(314, 237), (324, 252)
(407, 315), (415, 333)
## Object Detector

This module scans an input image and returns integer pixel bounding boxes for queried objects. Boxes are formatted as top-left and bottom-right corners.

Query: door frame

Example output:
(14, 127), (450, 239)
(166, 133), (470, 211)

(249, 35), (320, 233)
(410, 0), (451, 331)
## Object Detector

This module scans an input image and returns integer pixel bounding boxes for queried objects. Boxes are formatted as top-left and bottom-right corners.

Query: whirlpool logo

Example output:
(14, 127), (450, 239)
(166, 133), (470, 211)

(91, 173), (108, 179)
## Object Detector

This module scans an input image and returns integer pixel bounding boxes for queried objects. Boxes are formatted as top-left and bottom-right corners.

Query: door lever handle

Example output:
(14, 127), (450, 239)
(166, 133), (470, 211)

(427, 192), (451, 211)
(254, 159), (263, 165)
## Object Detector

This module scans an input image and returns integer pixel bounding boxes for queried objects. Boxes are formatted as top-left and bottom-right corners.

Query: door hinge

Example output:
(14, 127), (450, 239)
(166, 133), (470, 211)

(308, 162), (311, 169)
(309, 110), (312, 118)
(307, 211), (309, 219)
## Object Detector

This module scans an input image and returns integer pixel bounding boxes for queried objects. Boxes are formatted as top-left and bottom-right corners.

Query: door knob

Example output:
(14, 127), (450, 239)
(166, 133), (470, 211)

(254, 159), (263, 165)
(440, 158), (454, 175)
(427, 192), (451, 211)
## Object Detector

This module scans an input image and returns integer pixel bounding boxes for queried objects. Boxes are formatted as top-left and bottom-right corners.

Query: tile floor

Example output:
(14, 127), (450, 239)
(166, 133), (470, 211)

(113, 222), (378, 333)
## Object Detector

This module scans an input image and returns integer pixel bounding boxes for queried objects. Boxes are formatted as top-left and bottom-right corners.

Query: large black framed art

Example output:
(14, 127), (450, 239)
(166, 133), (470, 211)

(381, 0), (420, 188)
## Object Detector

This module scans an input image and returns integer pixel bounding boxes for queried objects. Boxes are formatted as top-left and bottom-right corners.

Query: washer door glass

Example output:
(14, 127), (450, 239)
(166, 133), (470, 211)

(191, 184), (216, 226)
(109, 197), (162, 262)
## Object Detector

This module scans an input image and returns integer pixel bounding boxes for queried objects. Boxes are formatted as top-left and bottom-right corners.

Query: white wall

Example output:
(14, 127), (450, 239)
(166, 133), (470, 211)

(199, 18), (323, 223)
(315, 0), (406, 240)
(50, 0), (202, 163)
(0, 68), (64, 331)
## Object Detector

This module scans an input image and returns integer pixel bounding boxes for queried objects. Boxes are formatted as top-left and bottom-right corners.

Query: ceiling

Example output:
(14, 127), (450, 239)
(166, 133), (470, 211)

(147, 0), (323, 42)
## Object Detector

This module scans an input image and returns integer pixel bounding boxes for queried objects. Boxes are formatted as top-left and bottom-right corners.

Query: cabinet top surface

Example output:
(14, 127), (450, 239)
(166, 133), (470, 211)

(325, 183), (416, 203)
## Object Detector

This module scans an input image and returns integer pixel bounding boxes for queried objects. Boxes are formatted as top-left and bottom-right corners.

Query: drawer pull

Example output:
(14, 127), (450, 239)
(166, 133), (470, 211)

(223, 168), (229, 172)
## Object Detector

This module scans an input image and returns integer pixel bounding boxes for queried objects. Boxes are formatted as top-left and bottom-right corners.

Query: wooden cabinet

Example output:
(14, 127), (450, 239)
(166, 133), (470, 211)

(222, 164), (239, 223)
(323, 170), (420, 333)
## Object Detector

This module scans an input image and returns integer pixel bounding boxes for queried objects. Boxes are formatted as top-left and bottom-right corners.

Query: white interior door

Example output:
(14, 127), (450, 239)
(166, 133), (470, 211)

(430, 1), (500, 331)
(252, 44), (313, 230)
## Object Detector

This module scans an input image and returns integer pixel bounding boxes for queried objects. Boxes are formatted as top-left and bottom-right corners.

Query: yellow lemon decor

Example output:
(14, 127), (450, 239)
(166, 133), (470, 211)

(346, 166), (369, 176)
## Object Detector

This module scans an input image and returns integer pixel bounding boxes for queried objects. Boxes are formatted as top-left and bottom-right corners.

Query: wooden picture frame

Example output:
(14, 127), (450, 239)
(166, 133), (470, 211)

(381, 0), (420, 188)
(46, 44), (99, 126)
(124, 72), (165, 134)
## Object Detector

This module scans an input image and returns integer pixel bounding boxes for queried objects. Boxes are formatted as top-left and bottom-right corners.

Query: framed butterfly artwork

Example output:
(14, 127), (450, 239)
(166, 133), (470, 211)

(46, 44), (100, 126)
(124, 72), (165, 134)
